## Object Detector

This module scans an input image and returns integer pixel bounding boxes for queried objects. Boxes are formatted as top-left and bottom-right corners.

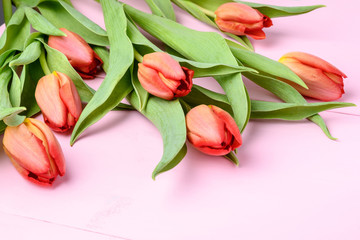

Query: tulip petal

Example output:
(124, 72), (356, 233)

(159, 72), (181, 92)
(57, 72), (82, 121)
(186, 105), (225, 147)
(324, 72), (344, 86)
(5, 150), (54, 186)
(283, 62), (344, 101)
(211, 105), (242, 149)
(35, 74), (68, 131)
(245, 28), (266, 40)
(138, 63), (174, 100)
(173, 67), (193, 98)
(281, 52), (347, 78)
(196, 146), (232, 156)
(75, 51), (103, 79)
(28, 118), (66, 176)
(3, 124), (50, 174)
(215, 3), (263, 24)
(48, 28), (94, 69)
(262, 15), (273, 28)
(215, 19), (246, 36)
(142, 52), (185, 80)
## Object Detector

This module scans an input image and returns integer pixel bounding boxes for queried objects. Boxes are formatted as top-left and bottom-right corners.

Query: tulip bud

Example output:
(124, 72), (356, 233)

(215, 2), (272, 40)
(138, 52), (194, 100)
(35, 71), (82, 132)
(279, 52), (347, 101)
(3, 118), (65, 186)
(186, 105), (242, 156)
(48, 28), (103, 79)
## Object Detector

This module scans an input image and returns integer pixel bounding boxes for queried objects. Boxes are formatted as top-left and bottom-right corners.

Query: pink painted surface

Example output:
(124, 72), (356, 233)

(1, 0), (360, 239)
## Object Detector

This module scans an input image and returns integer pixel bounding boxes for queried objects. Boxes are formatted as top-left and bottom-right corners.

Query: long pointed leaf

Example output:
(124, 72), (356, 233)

(243, 72), (337, 139)
(125, 5), (250, 132)
(145, 0), (176, 21)
(128, 92), (187, 179)
(0, 7), (30, 54)
(227, 40), (307, 88)
(187, 0), (324, 18)
(9, 41), (41, 67)
(250, 101), (355, 120)
(70, 0), (134, 145)
(24, 7), (66, 36)
(236, 1), (325, 18)
(38, 0), (109, 46)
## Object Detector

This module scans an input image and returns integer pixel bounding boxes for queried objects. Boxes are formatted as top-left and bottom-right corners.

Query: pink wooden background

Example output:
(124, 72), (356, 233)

(0, 0), (359, 239)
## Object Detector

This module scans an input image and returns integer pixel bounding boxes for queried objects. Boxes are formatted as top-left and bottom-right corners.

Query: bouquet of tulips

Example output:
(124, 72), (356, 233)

(0, 0), (355, 186)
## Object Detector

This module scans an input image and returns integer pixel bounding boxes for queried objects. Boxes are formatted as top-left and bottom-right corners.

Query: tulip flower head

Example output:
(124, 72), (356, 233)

(48, 28), (103, 79)
(3, 118), (65, 186)
(138, 52), (194, 100)
(186, 105), (242, 156)
(35, 71), (82, 132)
(215, 2), (272, 40)
(279, 52), (347, 101)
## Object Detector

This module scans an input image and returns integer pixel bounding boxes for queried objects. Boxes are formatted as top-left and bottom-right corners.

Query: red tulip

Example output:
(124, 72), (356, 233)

(138, 52), (194, 100)
(215, 2), (272, 40)
(186, 105), (242, 156)
(2, 118), (65, 186)
(279, 52), (347, 101)
(48, 28), (103, 79)
(35, 71), (82, 132)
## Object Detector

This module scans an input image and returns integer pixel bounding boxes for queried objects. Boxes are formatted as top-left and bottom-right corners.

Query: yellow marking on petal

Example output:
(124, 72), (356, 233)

(52, 71), (59, 78)
(23, 121), (55, 175)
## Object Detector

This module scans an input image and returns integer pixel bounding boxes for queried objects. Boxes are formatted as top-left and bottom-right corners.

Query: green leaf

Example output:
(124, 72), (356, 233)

(20, 63), (42, 118)
(126, 18), (161, 53)
(131, 63), (149, 111)
(0, 67), (13, 109)
(130, 16), (244, 75)
(183, 84), (232, 114)
(244, 72), (305, 103)
(172, 0), (216, 27)
(9, 41), (42, 67)
(186, 0), (324, 18)
(224, 151), (239, 166)
(92, 45), (109, 72)
(0, 7), (31, 54)
(9, 66), (22, 107)
(3, 111), (26, 127)
(128, 92), (187, 179)
(144, 0), (176, 21)
(227, 40), (307, 89)
(24, 7), (66, 36)
(70, 0), (134, 145)
(173, 55), (256, 78)
(0, 107), (26, 122)
(0, 50), (16, 69)
(185, 84), (355, 124)
(42, 41), (95, 102)
(250, 100), (355, 120)
(243, 72), (337, 139)
(235, 1), (325, 18)
(172, 0), (253, 50)
(92, 45), (134, 111)
(38, 0), (109, 46)
(125, 4), (250, 132)
(0, 121), (6, 135)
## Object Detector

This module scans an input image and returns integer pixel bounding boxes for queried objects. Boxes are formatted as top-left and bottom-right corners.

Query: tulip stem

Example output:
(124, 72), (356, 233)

(179, 99), (192, 114)
(196, 5), (216, 19)
(39, 49), (51, 75)
(133, 48), (143, 63)
(2, 0), (13, 25)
